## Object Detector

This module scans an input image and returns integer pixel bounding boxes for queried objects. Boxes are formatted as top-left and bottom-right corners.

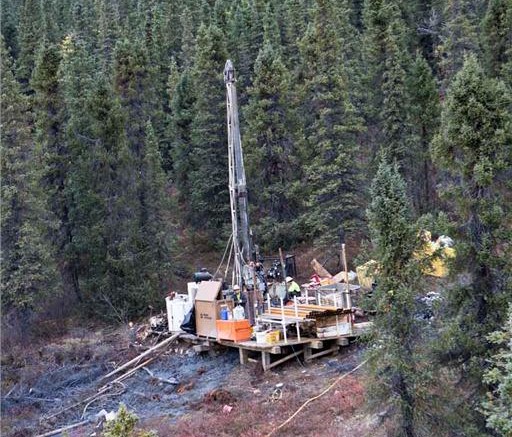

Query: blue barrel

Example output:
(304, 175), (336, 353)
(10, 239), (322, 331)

(220, 306), (228, 320)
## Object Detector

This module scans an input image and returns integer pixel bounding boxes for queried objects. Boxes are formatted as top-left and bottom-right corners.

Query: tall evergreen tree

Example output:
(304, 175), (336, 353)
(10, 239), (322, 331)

(379, 17), (414, 166)
(96, 0), (120, 72)
(366, 160), (424, 437)
(114, 36), (156, 157)
(437, 0), (479, 92)
(407, 52), (440, 213)
(135, 120), (171, 296)
(179, 6), (196, 69)
(228, 0), (263, 103)
(362, 0), (414, 176)
(70, 0), (97, 50)
(432, 54), (512, 376)
(280, 0), (308, 67)
(17, 0), (45, 88)
(169, 70), (196, 204)
(113, 36), (171, 311)
(244, 41), (300, 249)
(188, 23), (229, 236)
(481, 305), (512, 435)
(31, 43), (79, 300)
(1, 39), (58, 315)
(1, 0), (19, 57)
(298, 0), (364, 247)
(481, 0), (512, 81)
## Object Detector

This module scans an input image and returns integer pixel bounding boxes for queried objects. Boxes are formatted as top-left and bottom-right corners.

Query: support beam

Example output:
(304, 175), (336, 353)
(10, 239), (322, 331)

(239, 348), (249, 365)
(307, 346), (339, 361)
(193, 345), (210, 353)
(337, 337), (349, 346)
(304, 345), (313, 363)
(262, 351), (271, 371)
(309, 340), (324, 349)
(266, 349), (304, 371)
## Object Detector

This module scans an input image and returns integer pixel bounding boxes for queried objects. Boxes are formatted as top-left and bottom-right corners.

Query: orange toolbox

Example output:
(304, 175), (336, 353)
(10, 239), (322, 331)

(216, 319), (252, 342)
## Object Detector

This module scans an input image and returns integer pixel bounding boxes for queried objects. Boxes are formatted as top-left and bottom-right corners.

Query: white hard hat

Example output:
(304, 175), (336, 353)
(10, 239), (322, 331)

(285, 276), (293, 283)
(233, 284), (240, 291)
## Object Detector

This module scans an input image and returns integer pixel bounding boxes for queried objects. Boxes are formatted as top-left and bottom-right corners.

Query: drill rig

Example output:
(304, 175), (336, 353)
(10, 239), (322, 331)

(224, 60), (253, 289)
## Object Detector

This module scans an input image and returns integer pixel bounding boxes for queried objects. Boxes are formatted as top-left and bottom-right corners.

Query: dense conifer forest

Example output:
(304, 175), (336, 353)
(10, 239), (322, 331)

(1, 0), (511, 435)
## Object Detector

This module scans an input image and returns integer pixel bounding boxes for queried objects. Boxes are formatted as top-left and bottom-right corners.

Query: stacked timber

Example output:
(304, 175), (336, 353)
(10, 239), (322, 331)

(261, 304), (353, 338)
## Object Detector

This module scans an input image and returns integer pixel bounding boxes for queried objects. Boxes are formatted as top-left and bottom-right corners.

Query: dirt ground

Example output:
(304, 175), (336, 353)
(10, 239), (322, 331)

(1, 322), (386, 437)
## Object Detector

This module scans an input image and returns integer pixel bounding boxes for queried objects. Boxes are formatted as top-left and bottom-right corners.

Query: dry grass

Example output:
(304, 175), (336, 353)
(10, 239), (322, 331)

(143, 372), (368, 437)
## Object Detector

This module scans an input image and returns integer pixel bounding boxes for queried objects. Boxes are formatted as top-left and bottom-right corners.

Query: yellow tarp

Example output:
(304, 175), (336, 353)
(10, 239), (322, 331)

(356, 260), (379, 289)
(355, 233), (455, 285)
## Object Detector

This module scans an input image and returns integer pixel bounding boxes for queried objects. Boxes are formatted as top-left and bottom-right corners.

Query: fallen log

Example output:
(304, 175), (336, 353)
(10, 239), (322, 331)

(98, 357), (156, 392)
(35, 420), (90, 437)
(101, 332), (181, 381)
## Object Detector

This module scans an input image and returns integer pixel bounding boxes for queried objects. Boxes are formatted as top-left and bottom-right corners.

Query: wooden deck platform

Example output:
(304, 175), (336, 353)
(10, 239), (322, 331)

(181, 321), (371, 371)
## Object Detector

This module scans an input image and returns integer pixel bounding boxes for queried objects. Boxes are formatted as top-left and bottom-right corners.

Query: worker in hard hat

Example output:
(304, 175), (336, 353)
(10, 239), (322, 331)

(233, 284), (246, 306)
(285, 276), (301, 298)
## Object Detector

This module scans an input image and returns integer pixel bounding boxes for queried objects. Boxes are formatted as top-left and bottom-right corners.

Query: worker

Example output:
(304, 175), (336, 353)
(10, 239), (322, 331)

(233, 284), (246, 306)
(285, 276), (301, 298)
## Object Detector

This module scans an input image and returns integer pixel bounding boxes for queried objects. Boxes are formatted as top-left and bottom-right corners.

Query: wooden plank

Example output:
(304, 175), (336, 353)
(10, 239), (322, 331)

(311, 258), (332, 278)
(308, 346), (339, 361)
(337, 337), (349, 346)
(218, 340), (282, 354)
(266, 349), (304, 371)
(258, 315), (306, 323)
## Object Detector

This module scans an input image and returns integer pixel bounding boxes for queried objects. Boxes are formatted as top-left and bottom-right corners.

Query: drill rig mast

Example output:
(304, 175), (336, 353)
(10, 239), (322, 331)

(224, 60), (252, 288)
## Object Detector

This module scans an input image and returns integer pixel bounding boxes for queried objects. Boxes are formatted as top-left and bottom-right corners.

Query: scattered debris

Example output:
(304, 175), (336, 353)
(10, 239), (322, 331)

(222, 404), (233, 414)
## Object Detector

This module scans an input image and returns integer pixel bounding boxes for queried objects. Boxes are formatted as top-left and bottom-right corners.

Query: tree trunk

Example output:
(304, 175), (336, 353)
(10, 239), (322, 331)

(398, 373), (416, 437)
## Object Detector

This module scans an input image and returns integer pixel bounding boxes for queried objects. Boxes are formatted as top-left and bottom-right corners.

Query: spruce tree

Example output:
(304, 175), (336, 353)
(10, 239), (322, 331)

(188, 23), (229, 236)
(362, 1), (415, 177)
(280, 0), (308, 68)
(432, 54), (512, 374)
(96, 0), (120, 72)
(179, 6), (196, 69)
(1, 39), (58, 315)
(366, 160), (424, 437)
(70, 0), (97, 50)
(261, 2), (281, 48)
(298, 0), (364, 248)
(244, 41), (300, 250)
(1, 0), (19, 57)
(169, 70), (196, 205)
(481, 305), (512, 435)
(59, 35), (135, 318)
(114, 36), (156, 158)
(228, 1), (263, 102)
(407, 53), (440, 213)
(31, 43), (79, 299)
(437, 0), (479, 92)
(17, 0), (45, 88)
(113, 37), (171, 313)
(379, 17), (414, 166)
(481, 0), (512, 81)
(135, 120), (171, 298)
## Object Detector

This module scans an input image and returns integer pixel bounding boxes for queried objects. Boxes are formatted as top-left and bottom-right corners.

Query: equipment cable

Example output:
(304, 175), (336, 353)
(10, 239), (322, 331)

(265, 359), (368, 437)
(213, 233), (233, 279)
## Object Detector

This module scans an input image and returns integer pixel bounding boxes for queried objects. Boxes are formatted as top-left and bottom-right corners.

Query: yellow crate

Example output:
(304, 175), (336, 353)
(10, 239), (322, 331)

(265, 330), (280, 344)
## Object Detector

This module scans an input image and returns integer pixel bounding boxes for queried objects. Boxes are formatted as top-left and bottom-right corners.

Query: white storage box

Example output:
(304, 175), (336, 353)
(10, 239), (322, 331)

(166, 295), (193, 332)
